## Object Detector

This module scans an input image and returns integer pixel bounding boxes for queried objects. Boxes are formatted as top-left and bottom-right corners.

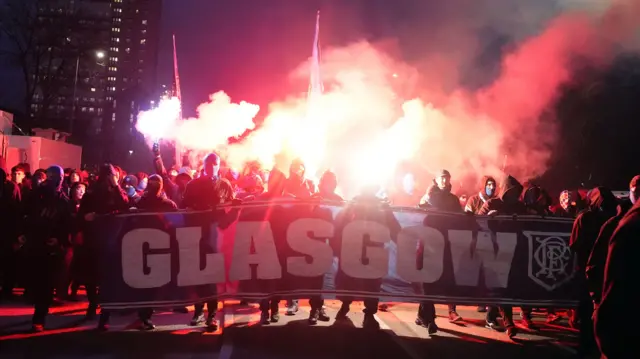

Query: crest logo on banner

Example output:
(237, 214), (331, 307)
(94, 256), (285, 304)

(523, 231), (576, 291)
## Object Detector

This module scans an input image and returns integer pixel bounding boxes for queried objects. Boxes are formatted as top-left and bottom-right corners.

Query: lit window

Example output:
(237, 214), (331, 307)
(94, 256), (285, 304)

(90, 87), (96, 92)
(81, 107), (87, 112)
(125, 47), (130, 53)
(140, 39), (146, 45)
(112, 27), (120, 33)
(90, 97), (96, 102)
(142, 20), (147, 25)
(141, 29), (147, 34)
(139, 59), (143, 64)
(97, 108), (103, 114)
(89, 107), (95, 113)
(112, 113), (116, 120)
(114, 18), (121, 23)
(109, 57), (118, 62)
(110, 47), (119, 52)
(108, 66), (117, 72)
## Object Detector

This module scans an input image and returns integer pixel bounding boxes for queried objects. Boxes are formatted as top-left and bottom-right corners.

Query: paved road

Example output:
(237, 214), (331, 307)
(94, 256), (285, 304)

(0, 299), (578, 359)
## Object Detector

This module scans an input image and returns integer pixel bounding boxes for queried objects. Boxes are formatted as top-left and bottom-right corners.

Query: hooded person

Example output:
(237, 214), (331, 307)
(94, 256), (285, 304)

(23, 166), (72, 332)
(0, 167), (22, 300)
(465, 176), (497, 214)
(77, 163), (129, 330)
(478, 175), (527, 216)
(585, 176), (639, 307)
(477, 175), (528, 337)
(136, 175), (178, 212)
(419, 170), (461, 212)
(522, 184), (553, 216)
(284, 158), (316, 198)
(594, 198), (640, 359)
(569, 186), (618, 358)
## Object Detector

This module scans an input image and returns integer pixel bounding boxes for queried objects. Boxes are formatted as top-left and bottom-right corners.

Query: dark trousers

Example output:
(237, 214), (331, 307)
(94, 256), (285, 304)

(487, 306), (530, 327)
(341, 298), (379, 315)
(1, 250), (18, 298)
(309, 296), (323, 310)
(578, 295), (596, 356)
(418, 302), (457, 322)
(55, 247), (73, 299)
(32, 253), (63, 325)
(86, 283), (99, 311)
(194, 300), (218, 317)
(259, 297), (280, 312)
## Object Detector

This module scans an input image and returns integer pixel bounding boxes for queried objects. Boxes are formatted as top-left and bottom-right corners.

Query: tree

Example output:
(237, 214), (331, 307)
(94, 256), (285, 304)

(0, 0), (82, 131)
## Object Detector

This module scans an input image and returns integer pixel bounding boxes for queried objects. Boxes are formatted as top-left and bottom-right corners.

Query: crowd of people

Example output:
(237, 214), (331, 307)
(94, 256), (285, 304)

(0, 145), (638, 359)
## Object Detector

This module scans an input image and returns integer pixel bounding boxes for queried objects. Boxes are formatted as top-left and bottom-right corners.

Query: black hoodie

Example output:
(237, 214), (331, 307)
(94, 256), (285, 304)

(478, 175), (526, 215)
(594, 200), (640, 359)
(569, 187), (617, 273)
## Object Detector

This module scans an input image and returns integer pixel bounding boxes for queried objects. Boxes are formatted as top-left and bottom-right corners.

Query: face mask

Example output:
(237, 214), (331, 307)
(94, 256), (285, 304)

(485, 185), (494, 197)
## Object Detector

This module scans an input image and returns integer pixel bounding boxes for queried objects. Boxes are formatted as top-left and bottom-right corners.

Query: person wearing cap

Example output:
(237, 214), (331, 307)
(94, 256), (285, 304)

(416, 169), (463, 334)
(181, 152), (235, 331)
(122, 175), (141, 204)
(586, 175), (640, 307)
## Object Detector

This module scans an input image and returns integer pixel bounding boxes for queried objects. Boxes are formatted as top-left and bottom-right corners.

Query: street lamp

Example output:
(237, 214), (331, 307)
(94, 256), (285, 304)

(70, 50), (106, 135)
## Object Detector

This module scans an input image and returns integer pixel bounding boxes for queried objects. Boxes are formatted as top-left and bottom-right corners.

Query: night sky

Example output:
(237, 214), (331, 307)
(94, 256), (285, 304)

(158, 0), (517, 117)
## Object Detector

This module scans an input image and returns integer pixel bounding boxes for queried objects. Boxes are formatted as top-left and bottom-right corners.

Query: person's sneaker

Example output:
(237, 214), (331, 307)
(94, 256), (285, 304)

(415, 316), (426, 327)
(335, 306), (349, 320)
(427, 322), (439, 335)
(448, 311), (463, 323)
(378, 303), (389, 312)
(32, 324), (44, 333)
(477, 306), (487, 313)
(362, 315), (380, 330)
(205, 315), (218, 331)
(546, 313), (561, 324)
(506, 325), (517, 338)
(285, 302), (299, 316)
(317, 307), (330, 322)
(260, 311), (270, 325)
(173, 307), (189, 314)
(190, 313), (205, 326)
(140, 319), (155, 331)
(308, 309), (319, 325)
(485, 321), (500, 331)
(270, 311), (280, 323)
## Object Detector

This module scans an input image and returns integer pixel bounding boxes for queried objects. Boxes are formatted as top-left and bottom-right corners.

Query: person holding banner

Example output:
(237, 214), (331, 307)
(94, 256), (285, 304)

(332, 185), (400, 329)
(180, 152), (235, 331)
(478, 175), (527, 338)
(78, 163), (130, 331)
(416, 170), (463, 333)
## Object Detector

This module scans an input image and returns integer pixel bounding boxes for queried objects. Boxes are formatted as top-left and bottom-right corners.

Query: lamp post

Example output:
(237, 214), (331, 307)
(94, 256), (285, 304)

(70, 50), (106, 136)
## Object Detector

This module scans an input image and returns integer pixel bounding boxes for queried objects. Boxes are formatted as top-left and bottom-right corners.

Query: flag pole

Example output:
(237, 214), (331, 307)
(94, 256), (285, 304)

(172, 34), (184, 168)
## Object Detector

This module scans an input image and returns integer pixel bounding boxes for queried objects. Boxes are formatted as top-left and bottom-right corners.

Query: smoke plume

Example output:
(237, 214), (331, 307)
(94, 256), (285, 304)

(138, 0), (640, 197)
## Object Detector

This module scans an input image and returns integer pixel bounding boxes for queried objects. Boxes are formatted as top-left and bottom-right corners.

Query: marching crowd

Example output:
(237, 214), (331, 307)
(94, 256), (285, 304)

(0, 145), (638, 359)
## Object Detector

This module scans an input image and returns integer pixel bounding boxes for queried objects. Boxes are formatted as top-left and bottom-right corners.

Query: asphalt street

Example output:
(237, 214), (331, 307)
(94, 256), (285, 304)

(0, 299), (579, 359)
